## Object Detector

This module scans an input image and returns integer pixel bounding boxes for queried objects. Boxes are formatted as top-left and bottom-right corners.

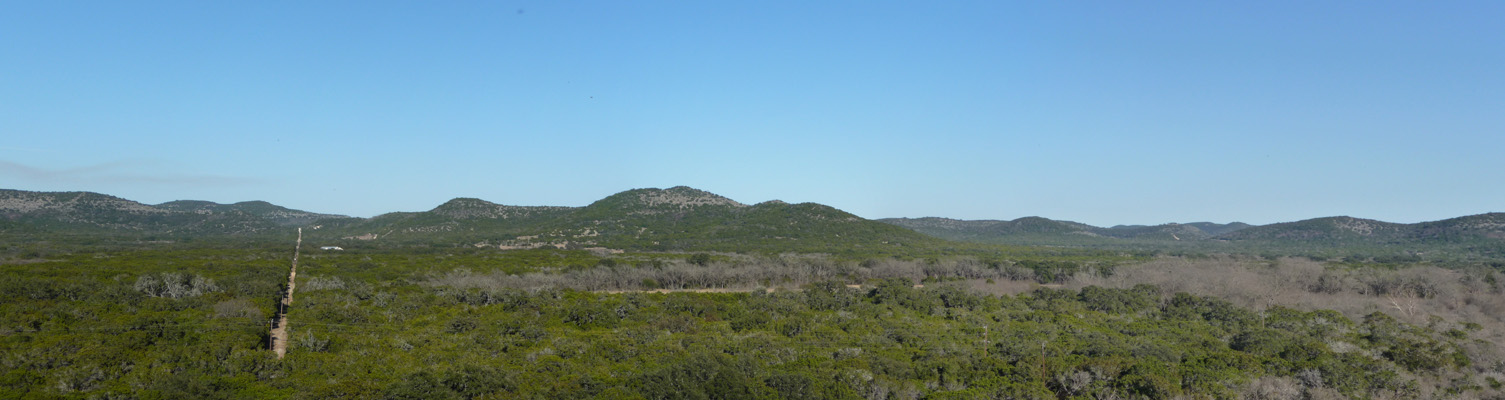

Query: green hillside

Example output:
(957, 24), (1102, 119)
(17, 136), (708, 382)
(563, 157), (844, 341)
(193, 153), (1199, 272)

(882, 214), (1505, 263)
(312, 186), (944, 255)
(0, 189), (278, 236)
(0, 187), (945, 256)
(5, 186), (1501, 261)
(1220, 217), (1409, 243)
(308, 197), (573, 242)
(155, 200), (347, 226)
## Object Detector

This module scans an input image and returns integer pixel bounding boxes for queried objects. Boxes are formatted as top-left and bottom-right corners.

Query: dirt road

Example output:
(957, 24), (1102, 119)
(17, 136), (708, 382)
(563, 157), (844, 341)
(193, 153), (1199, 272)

(269, 228), (300, 359)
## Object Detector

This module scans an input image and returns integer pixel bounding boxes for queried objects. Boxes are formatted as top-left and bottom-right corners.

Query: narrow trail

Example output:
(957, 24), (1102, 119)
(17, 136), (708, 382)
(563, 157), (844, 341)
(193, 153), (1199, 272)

(270, 228), (301, 359)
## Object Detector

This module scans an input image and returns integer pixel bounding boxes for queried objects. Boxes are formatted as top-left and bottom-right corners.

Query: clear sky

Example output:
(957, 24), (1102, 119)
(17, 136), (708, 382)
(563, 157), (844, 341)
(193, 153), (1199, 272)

(2, 1), (1501, 226)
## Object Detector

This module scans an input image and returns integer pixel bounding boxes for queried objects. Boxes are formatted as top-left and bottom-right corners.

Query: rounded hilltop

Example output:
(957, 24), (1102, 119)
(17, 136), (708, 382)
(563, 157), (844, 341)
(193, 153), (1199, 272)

(589, 186), (747, 210)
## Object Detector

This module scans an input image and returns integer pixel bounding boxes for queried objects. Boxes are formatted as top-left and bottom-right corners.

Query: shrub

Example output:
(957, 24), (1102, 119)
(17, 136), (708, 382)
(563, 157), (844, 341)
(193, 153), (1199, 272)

(133, 272), (221, 299)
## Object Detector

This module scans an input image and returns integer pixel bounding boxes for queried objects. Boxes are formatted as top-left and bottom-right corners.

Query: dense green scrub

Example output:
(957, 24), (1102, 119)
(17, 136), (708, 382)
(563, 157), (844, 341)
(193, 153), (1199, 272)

(0, 248), (1490, 399)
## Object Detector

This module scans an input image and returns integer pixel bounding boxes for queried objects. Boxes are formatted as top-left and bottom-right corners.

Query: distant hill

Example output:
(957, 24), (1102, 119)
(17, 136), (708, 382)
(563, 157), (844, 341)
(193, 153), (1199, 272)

(5, 186), (1500, 260)
(1, 186), (934, 254)
(1101, 222), (1255, 240)
(880, 214), (1505, 262)
(1183, 222), (1257, 236)
(1217, 216), (1408, 243)
(312, 186), (939, 254)
(308, 197), (574, 241)
(0, 189), (286, 235)
(881, 217), (1252, 243)
(155, 200), (347, 226)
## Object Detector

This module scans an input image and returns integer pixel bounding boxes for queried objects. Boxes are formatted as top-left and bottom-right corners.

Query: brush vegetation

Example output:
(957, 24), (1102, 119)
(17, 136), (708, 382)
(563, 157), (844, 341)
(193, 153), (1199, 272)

(4, 246), (1505, 399)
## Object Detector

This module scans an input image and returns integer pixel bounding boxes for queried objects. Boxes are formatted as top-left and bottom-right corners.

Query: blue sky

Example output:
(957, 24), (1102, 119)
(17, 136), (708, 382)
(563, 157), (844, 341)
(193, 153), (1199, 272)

(2, 1), (1501, 226)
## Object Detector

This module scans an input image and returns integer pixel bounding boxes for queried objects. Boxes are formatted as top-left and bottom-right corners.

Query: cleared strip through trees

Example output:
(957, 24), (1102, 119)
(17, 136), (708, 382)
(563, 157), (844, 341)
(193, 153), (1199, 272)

(269, 228), (301, 358)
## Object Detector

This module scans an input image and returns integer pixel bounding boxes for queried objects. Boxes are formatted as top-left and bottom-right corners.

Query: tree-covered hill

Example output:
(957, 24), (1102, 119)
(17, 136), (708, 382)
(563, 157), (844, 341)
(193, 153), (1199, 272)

(5, 186), (1500, 260)
(311, 186), (944, 255)
(879, 217), (1253, 246)
(881, 214), (1505, 262)
(0, 189), (283, 236)
(1103, 222), (1255, 240)
(0, 187), (940, 255)
(1219, 216), (1409, 243)
(154, 200), (347, 227)
(306, 197), (575, 242)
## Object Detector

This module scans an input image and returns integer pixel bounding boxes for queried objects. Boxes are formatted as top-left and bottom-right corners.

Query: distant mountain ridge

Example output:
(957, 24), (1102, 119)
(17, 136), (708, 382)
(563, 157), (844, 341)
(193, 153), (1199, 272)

(0, 185), (923, 254)
(0, 189), (345, 235)
(1221, 214), (1505, 243)
(881, 214), (1505, 242)
(3, 187), (1500, 259)
(879, 213), (1505, 261)
(880, 216), (1254, 241)
(155, 199), (346, 226)
(312, 186), (932, 253)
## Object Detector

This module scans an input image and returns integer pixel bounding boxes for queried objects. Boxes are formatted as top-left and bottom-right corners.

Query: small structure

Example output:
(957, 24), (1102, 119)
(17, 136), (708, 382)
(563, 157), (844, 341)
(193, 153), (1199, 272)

(320, 246), (344, 251)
